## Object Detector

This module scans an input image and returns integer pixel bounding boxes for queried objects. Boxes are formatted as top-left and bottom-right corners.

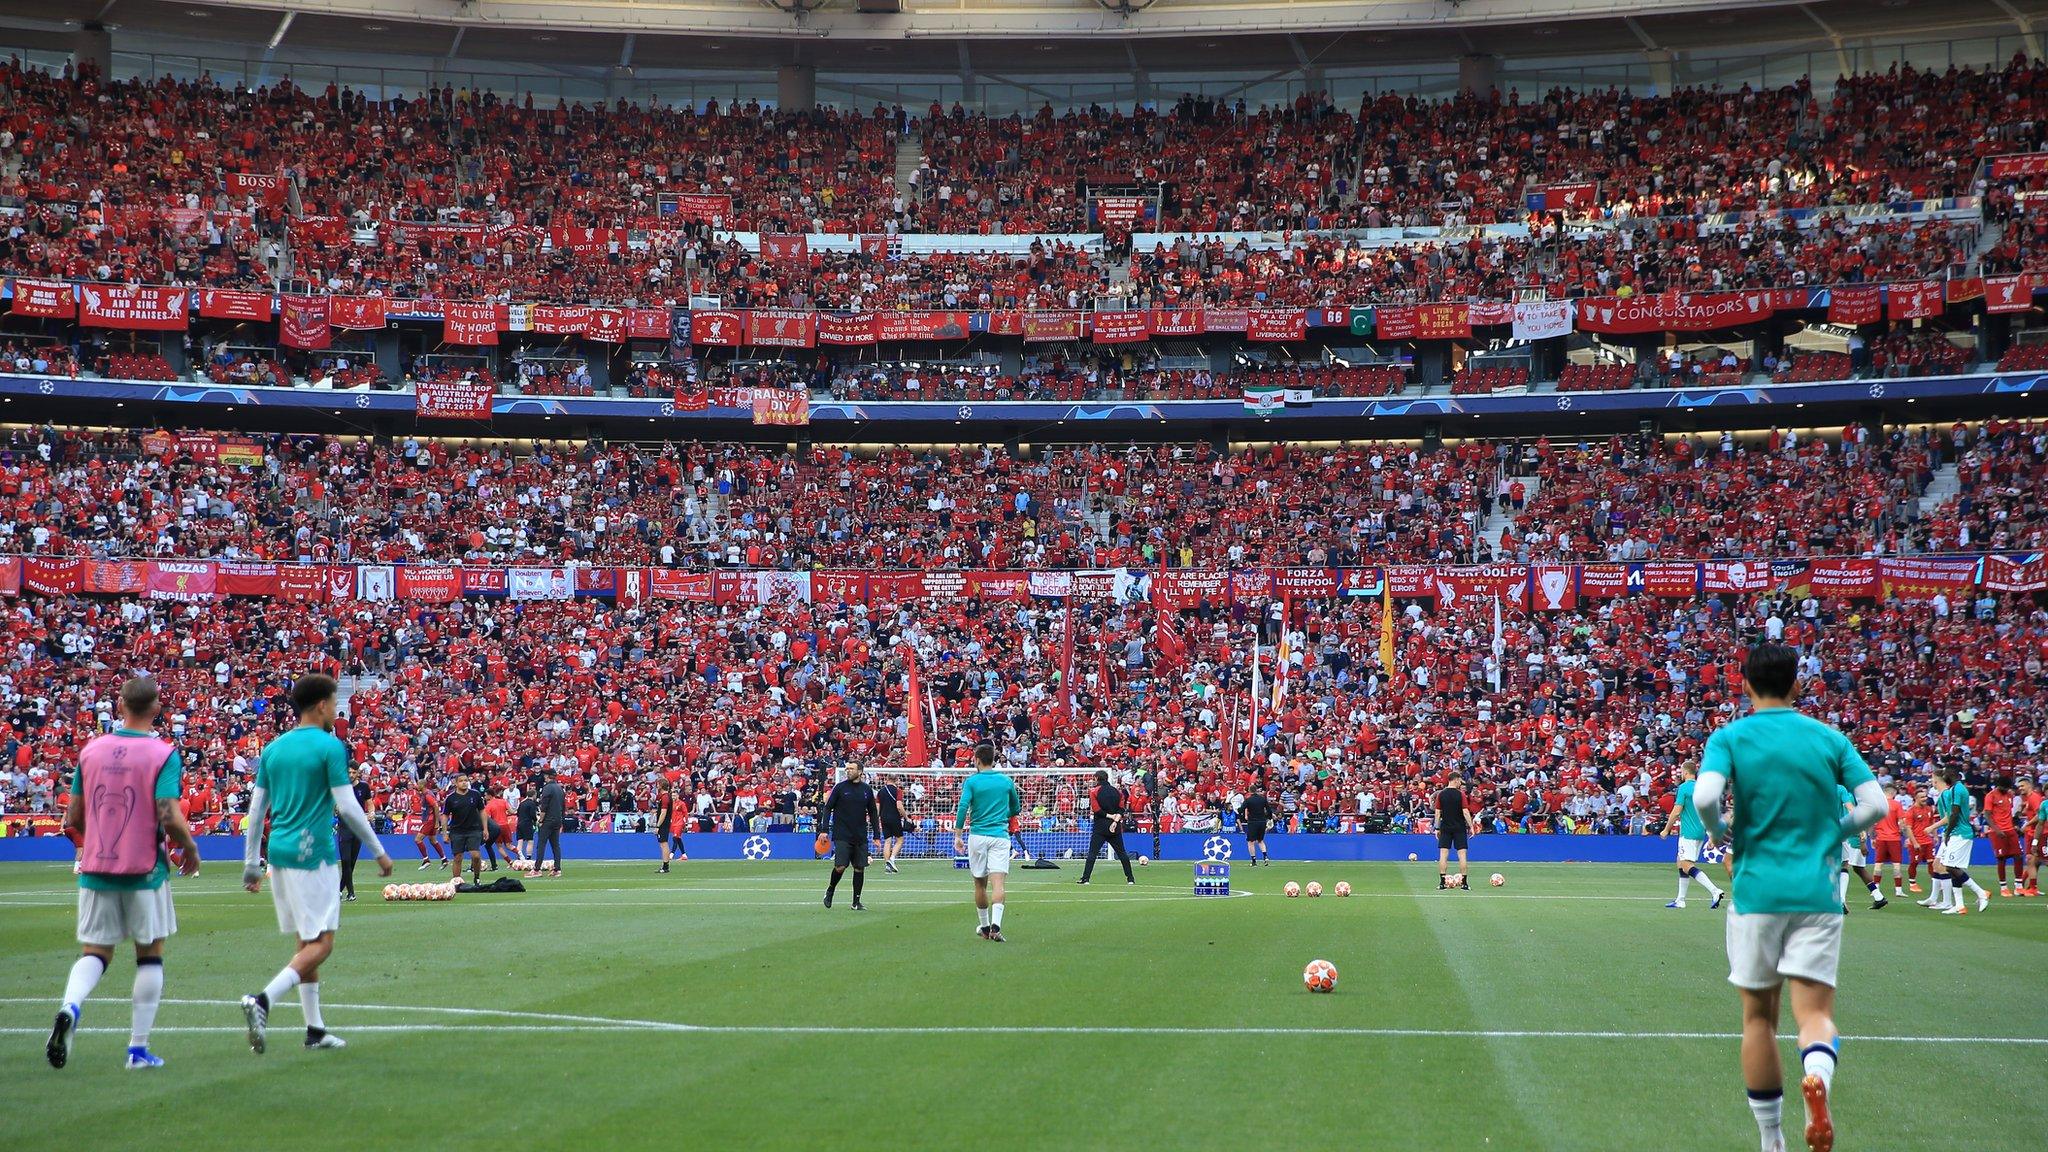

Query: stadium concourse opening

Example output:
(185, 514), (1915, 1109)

(4, 7), (2048, 1149)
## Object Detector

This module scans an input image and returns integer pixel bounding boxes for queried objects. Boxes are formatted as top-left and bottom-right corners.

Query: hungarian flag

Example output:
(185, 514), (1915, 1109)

(904, 647), (933, 768)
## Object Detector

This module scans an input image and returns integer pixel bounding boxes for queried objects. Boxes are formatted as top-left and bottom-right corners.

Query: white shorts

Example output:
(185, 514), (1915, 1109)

(1677, 838), (1704, 864)
(1725, 910), (1843, 990)
(1937, 836), (1974, 869)
(77, 884), (176, 947)
(270, 862), (342, 941)
(1842, 842), (1867, 868)
(966, 834), (1011, 879)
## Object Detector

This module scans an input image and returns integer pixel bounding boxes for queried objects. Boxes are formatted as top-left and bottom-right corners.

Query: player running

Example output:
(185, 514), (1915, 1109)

(46, 677), (202, 1071)
(411, 780), (449, 870)
(1930, 767), (1989, 915)
(238, 674), (391, 1053)
(1694, 644), (1885, 1152)
(1983, 777), (2023, 897)
(953, 743), (1021, 942)
(1661, 762), (1726, 909)
(656, 782), (689, 874)
(1905, 788), (1939, 897)
(2021, 778), (2045, 897)
(819, 763), (881, 910)
(1870, 782), (1908, 900)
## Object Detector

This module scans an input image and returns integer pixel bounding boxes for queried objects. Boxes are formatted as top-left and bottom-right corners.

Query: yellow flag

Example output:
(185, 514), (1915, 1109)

(1379, 582), (1397, 673)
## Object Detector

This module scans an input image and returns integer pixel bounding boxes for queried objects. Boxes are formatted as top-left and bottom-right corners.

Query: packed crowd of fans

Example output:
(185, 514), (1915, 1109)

(0, 531), (2040, 840)
(9, 56), (2048, 320)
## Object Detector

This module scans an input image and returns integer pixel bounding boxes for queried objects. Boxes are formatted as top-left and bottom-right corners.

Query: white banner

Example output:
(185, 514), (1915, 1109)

(1511, 300), (1575, 342)
(356, 564), (394, 602)
(509, 567), (571, 601)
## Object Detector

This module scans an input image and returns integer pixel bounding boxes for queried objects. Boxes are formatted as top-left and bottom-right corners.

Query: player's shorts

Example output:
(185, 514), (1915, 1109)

(489, 821), (512, 846)
(77, 883), (176, 947)
(832, 837), (870, 870)
(1872, 839), (1902, 865)
(966, 833), (1011, 879)
(880, 817), (905, 840)
(1990, 830), (2022, 859)
(449, 831), (485, 857)
(1677, 837), (1704, 864)
(1841, 842), (1867, 868)
(269, 862), (342, 941)
(516, 822), (536, 840)
(1437, 827), (1469, 851)
(1937, 835), (1975, 870)
(1725, 910), (1843, 990)
(1245, 820), (1268, 842)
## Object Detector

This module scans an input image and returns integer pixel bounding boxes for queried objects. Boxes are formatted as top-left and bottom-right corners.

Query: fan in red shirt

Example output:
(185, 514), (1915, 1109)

(483, 793), (521, 872)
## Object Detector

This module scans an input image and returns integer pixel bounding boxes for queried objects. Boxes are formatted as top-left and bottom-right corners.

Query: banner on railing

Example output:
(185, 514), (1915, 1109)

(751, 388), (810, 426)
(10, 279), (75, 319)
(415, 375), (494, 420)
(79, 285), (188, 331)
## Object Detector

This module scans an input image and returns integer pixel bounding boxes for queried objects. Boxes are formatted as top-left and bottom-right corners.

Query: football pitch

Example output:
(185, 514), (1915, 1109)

(1, 859), (2043, 1151)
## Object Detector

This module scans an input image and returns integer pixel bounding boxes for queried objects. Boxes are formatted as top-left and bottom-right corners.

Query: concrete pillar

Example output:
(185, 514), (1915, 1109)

(1457, 54), (1498, 98)
(72, 23), (112, 78)
(777, 65), (816, 111)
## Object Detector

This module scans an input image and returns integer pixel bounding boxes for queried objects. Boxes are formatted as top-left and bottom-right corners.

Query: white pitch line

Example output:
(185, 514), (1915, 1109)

(0, 998), (2040, 1046)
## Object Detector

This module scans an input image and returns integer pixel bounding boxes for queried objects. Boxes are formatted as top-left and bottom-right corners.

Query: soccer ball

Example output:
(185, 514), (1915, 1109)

(1283, 881), (1301, 898)
(1137, 855), (1149, 866)
(1303, 959), (1338, 993)
(1490, 873), (1506, 887)
(1407, 852), (1418, 861)
(382, 884), (398, 901)
(1334, 881), (1352, 897)
(1305, 881), (1323, 898)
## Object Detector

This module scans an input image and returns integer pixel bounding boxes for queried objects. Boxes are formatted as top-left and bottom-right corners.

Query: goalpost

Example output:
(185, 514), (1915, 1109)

(866, 765), (1146, 864)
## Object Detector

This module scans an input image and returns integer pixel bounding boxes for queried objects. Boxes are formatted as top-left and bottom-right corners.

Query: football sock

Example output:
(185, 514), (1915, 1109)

(1956, 870), (1987, 900)
(991, 902), (1004, 928)
(299, 982), (324, 1033)
(851, 870), (864, 899)
(61, 953), (107, 1016)
(130, 957), (163, 1048)
(977, 905), (991, 929)
(826, 867), (843, 897)
(262, 966), (302, 1005)
(1695, 870), (1724, 898)
(1865, 879), (1882, 895)
(1837, 871), (1849, 905)
(1801, 1041), (1837, 1095)
(1931, 878), (1950, 907)
(1997, 861), (2008, 884)
(1747, 1087), (1784, 1152)
(1677, 874), (1692, 900)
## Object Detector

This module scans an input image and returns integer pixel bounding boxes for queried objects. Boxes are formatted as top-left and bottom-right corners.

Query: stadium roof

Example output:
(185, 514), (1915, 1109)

(10, 0), (2048, 78)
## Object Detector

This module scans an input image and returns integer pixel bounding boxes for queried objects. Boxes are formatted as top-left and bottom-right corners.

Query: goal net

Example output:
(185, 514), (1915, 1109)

(866, 766), (1149, 864)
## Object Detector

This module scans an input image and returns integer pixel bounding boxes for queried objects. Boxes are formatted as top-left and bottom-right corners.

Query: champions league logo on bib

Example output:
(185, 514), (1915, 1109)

(741, 836), (773, 860)
(1202, 836), (1234, 861)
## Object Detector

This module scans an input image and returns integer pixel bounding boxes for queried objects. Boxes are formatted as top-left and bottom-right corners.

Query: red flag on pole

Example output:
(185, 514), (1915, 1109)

(1059, 604), (1077, 722)
(904, 647), (931, 768)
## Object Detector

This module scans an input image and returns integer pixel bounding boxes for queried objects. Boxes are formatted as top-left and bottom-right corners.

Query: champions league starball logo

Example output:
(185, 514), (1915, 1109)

(742, 836), (773, 860)
(1202, 836), (1233, 861)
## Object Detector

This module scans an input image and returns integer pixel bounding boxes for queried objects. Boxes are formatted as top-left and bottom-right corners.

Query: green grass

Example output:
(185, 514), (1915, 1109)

(1, 859), (2043, 1150)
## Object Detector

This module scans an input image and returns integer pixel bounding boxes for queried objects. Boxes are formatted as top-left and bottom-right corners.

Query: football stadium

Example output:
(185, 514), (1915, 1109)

(0, 0), (2046, 1147)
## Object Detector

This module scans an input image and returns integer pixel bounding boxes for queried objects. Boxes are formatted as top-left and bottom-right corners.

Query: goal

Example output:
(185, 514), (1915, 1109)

(866, 766), (1145, 864)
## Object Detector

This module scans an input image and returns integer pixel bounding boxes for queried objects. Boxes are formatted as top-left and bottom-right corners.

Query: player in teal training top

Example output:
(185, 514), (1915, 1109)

(953, 743), (1021, 942)
(1695, 643), (1883, 1152)
(238, 674), (390, 1055)
(1660, 761), (1725, 909)
(1927, 766), (1988, 914)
